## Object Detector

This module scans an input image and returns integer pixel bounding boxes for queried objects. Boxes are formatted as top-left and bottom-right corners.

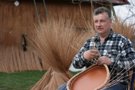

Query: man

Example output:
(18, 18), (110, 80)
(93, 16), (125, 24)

(59, 7), (135, 90)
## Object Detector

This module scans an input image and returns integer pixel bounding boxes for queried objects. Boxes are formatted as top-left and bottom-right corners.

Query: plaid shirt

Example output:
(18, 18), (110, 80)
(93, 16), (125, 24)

(73, 30), (135, 84)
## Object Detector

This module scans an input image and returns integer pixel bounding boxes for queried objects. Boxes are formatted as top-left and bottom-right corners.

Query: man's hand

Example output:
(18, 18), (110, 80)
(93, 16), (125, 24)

(97, 56), (112, 65)
(83, 49), (100, 61)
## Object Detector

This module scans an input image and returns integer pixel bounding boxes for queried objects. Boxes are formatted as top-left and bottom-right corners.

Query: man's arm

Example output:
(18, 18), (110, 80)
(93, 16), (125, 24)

(109, 39), (135, 70)
(72, 39), (98, 68)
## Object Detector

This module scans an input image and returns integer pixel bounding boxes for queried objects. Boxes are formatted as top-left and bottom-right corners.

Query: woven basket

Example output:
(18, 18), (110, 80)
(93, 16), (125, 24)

(67, 64), (110, 90)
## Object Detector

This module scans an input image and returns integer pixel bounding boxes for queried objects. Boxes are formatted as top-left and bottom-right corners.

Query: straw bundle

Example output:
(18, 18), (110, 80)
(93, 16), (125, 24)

(31, 68), (70, 90)
(29, 18), (94, 72)
(29, 17), (95, 90)
(112, 19), (135, 41)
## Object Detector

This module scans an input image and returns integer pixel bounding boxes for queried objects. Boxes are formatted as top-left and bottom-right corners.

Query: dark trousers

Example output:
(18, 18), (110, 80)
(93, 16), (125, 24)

(58, 83), (128, 90)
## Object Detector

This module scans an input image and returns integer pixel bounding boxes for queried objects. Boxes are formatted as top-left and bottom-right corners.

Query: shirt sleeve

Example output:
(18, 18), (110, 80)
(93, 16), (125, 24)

(72, 39), (94, 69)
(110, 38), (135, 70)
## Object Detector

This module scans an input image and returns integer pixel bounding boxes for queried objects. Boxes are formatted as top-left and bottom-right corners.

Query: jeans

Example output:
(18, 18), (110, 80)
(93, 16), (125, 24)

(58, 83), (128, 90)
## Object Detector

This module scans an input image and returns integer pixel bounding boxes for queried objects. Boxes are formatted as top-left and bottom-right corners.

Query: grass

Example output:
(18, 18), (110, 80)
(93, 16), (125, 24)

(0, 70), (46, 90)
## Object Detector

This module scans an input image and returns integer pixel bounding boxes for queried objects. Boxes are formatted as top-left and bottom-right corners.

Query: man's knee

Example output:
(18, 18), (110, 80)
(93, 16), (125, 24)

(58, 83), (67, 90)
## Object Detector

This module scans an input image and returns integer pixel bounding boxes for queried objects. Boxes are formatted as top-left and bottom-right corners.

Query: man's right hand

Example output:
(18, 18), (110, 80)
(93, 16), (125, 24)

(83, 49), (100, 61)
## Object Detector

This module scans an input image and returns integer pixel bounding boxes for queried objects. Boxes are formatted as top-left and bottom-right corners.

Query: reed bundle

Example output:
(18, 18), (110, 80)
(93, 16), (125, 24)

(29, 18), (94, 72)
(112, 19), (135, 41)
(29, 17), (94, 90)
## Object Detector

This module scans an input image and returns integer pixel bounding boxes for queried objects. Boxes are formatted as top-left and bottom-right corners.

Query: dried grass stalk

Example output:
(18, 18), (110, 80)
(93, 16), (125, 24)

(31, 68), (70, 90)
(28, 18), (94, 72)
(29, 18), (95, 90)
(112, 19), (135, 41)
(0, 46), (43, 72)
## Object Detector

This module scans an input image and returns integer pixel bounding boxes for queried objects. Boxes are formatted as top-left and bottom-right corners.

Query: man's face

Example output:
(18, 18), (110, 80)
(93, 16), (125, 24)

(94, 12), (112, 35)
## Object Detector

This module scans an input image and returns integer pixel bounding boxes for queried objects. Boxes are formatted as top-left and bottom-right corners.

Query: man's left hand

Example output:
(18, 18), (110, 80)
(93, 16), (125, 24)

(97, 56), (112, 65)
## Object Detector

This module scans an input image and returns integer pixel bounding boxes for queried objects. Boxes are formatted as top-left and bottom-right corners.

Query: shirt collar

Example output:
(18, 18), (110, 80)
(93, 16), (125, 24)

(94, 29), (114, 42)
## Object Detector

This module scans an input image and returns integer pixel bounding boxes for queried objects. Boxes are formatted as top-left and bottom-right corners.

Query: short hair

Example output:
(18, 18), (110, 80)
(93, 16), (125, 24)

(94, 7), (111, 19)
